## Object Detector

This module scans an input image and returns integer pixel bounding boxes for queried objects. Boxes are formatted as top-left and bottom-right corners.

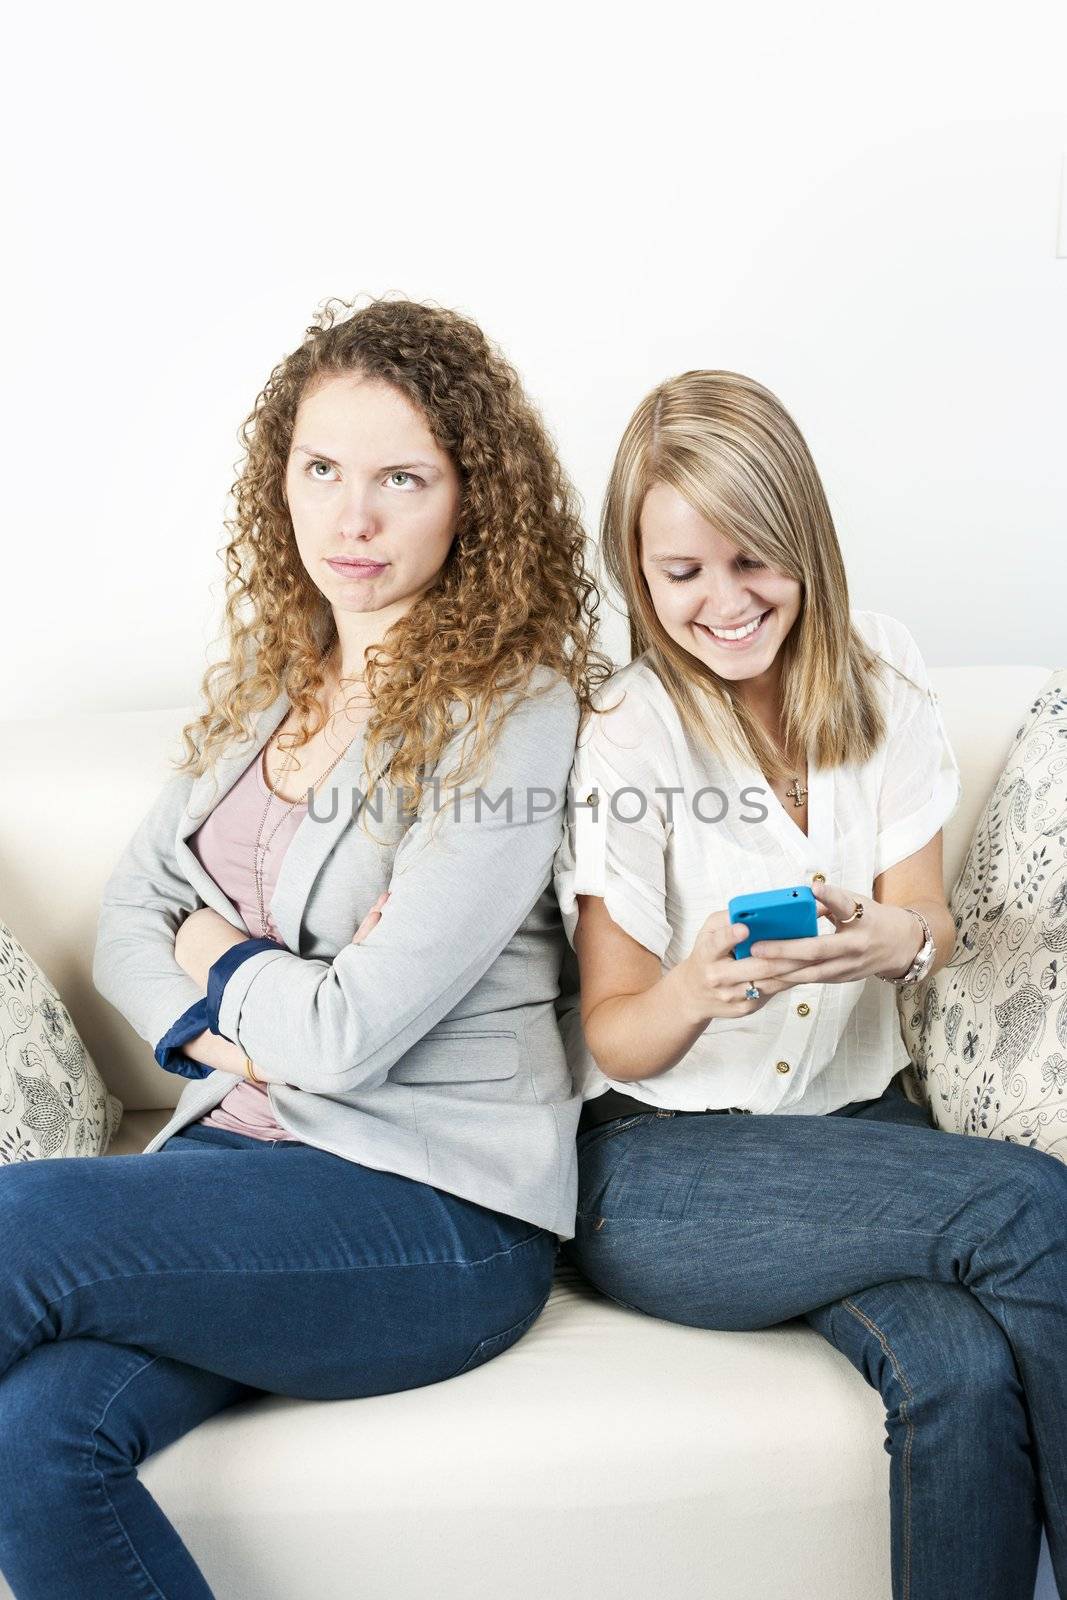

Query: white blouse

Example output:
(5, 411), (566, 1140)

(553, 609), (962, 1115)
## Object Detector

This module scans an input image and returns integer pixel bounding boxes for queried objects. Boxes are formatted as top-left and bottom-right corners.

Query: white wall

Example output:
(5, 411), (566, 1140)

(3, 0), (1065, 719)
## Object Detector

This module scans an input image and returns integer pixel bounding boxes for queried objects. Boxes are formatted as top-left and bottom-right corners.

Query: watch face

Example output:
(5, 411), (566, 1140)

(912, 939), (935, 980)
(894, 938), (931, 986)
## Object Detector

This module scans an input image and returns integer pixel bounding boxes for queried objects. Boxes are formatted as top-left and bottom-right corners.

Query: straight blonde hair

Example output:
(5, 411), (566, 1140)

(599, 370), (912, 785)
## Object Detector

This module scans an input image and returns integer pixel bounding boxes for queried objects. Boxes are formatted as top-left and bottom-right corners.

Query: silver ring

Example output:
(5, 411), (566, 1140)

(745, 984), (760, 1000)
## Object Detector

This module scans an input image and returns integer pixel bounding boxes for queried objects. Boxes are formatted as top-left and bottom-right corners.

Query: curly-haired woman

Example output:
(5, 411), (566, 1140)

(0, 297), (610, 1599)
(554, 370), (1067, 1600)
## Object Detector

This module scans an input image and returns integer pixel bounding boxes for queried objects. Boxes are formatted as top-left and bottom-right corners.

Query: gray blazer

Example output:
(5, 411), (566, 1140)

(92, 667), (584, 1241)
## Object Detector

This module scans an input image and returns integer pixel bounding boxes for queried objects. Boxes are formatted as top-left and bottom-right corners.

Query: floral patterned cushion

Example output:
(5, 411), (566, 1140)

(0, 917), (122, 1161)
(899, 671), (1067, 1156)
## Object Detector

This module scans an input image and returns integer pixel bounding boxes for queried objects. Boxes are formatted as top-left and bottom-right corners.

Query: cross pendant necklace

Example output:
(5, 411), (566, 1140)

(785, 776), (808, 808)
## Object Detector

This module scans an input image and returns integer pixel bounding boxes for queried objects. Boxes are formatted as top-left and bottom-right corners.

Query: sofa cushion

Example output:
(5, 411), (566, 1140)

(0, 916), (122, 1161)
(900, 670), (1067, 1155)
(119, 1260), (897, 1600)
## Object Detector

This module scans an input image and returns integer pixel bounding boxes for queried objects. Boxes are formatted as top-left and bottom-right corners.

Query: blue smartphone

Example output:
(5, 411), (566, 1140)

(727, 885), (819, 961)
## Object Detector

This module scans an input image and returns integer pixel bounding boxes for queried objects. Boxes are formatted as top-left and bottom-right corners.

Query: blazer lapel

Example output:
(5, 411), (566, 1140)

(172, 689), (381, 951)
(173, 690), (291, 932)
(266, 732), (376, 951)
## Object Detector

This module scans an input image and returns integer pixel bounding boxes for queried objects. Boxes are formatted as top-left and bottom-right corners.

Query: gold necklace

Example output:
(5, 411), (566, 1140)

(768, 738), (808, 809)
(752, 706), (807, 809)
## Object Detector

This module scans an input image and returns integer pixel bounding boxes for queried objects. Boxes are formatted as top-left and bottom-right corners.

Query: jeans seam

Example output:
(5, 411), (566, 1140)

(970, 1230), (1067, 1540)
(571, 1214), (988, 1245)
(450, 1285), (553, 1378)
(15, 1235), (549, 1366)
(840, 1296), (915, 1600)
(86, 1353), (169, 1600)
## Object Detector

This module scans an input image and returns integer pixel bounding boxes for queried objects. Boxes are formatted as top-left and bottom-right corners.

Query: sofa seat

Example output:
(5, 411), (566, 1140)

(110, 1260), (896, 1600)
(107, 1108), (175, 1155)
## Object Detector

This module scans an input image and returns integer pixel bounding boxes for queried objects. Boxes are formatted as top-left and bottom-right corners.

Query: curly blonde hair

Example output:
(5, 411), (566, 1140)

(599, 370), (916, 785)
(174, 295), (613, 825)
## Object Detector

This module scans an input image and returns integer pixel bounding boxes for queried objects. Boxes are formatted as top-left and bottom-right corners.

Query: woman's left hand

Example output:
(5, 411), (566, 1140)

(746, 880), (924, 989)
(173, 906), (252, 991)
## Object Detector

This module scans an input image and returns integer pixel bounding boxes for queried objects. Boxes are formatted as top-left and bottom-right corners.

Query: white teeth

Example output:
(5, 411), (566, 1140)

(706, 612), (766, 641)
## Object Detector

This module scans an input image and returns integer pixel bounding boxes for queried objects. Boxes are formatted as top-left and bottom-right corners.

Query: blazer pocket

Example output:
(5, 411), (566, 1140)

(389, 1029), (519, 1084)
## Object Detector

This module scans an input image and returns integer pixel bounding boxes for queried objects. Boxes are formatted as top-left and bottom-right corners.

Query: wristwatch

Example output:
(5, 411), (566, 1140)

(879, 907), (936, 987)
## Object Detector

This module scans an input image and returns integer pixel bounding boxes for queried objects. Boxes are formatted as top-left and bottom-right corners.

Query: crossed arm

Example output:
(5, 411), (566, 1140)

(162, 895), (390, 1080)
(94, 676), (580, 1092)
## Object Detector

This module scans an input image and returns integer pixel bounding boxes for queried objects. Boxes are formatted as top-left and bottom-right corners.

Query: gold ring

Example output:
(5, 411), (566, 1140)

(836, 899), (864, 925)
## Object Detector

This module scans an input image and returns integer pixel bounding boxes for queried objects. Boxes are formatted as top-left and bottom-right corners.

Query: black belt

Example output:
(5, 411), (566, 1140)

(577, 1085), (753, 1135)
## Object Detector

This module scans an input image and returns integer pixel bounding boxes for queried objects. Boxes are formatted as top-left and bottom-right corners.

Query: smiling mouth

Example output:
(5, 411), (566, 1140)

(695, 609), (771, 645)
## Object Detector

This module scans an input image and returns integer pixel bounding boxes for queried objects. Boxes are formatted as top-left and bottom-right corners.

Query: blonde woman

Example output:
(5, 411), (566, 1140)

(0, 297), (610, 1599)
(554, 371), (1067, 1600)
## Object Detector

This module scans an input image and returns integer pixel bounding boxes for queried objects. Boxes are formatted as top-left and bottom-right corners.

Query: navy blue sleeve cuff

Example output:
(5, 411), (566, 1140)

(206, 937), (284, 1041)
(154, 997), (214, 1081)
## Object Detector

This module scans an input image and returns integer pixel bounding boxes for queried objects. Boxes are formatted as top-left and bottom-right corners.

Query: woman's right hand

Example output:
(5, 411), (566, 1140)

(179, 894), (392, 1079)
(179, 1029), (257, 1077)
(351, 892), (390, 944)
(677, 910), (790, 1023)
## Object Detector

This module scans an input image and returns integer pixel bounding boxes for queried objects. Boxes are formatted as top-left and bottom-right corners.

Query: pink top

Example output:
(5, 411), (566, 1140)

(186, 745), (307, 1142)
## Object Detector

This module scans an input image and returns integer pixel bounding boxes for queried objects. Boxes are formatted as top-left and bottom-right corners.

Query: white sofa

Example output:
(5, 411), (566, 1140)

(0, 664), (1060, 1600)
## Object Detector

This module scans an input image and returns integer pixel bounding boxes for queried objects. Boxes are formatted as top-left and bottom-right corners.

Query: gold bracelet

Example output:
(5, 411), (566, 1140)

(243, 1055), (264, 1085)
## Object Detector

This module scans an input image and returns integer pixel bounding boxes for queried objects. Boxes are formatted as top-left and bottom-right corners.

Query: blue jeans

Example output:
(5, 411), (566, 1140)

(0, 1123), (556, 1599)
(560, 1070), (1067, 1600)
